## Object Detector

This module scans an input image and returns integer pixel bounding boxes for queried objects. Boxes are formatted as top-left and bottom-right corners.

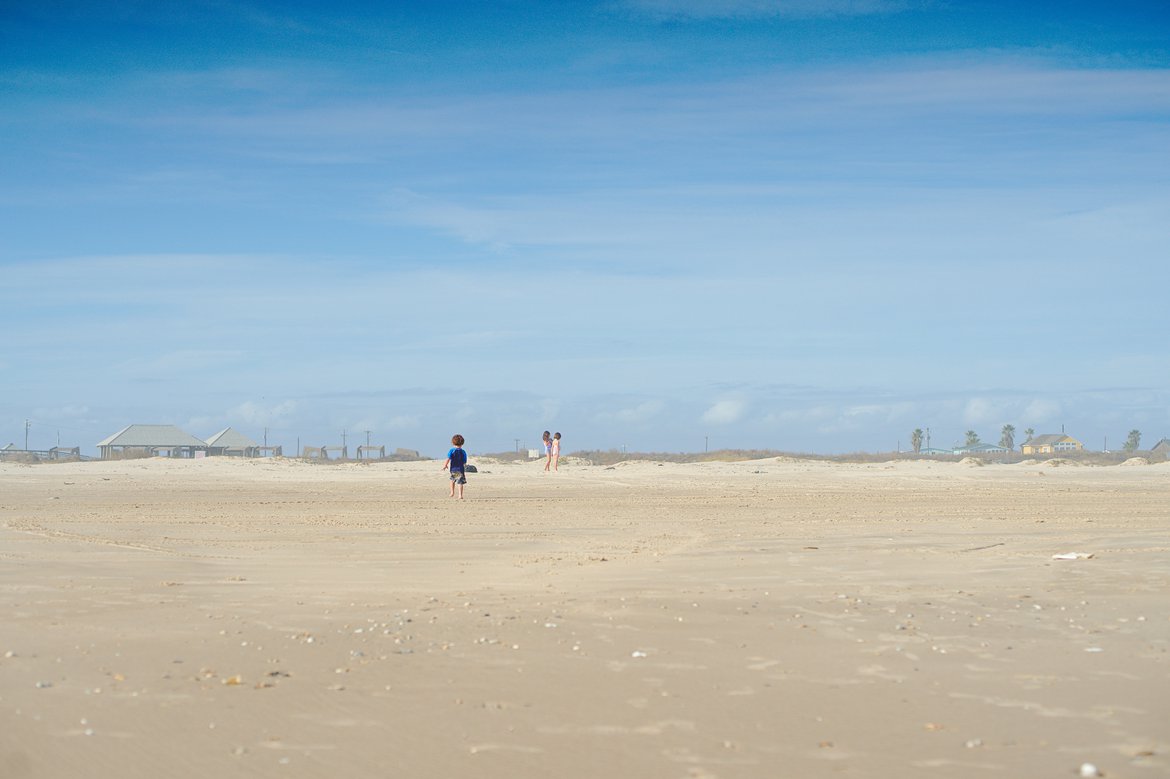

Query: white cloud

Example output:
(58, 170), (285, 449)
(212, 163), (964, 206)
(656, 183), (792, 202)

(703, 399), (746, 424)
(1023, 398), (1062, 425)
(183, 415), (216, 434)
(797, 401), (914, 435)
(961, 397), (1000, 426)
(231, 399), (298, 427)
(384, 414), (421, 430)
(539, 399), (562, 424)
(762, 405), (835, 424)
(349, 414), (421, 435)
(842, 404), (890, 418)
(596, 399), (665, 424)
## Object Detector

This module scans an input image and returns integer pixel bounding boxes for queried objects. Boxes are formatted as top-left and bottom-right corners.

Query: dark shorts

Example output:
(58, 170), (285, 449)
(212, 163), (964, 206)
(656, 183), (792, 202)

(450, 470), (466, 484)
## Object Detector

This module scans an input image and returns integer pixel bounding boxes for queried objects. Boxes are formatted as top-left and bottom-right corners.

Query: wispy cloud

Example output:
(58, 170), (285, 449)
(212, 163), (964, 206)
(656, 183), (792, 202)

(961, 397), (1001, 427)
(116, 350), (248, 378)
(1023, 399), (1063, 425)
(595, 399), (666, 424)
(346, 413), (421, 436)
(230, 399), (299, 428)
(56, 59), (1169, 172)
(616, 0), (911, 20)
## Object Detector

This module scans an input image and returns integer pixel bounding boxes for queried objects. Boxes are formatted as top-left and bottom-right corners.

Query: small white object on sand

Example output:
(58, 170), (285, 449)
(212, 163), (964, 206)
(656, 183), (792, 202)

(1053, 553), (1094, 560)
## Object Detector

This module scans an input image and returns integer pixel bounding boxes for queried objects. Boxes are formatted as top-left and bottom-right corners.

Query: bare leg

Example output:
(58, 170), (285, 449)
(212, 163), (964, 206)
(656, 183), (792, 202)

(545, 455), (551, 471)
(553, 454), (559, 471)
(449, 479), (455, 498)
(458, 481), (465, 499)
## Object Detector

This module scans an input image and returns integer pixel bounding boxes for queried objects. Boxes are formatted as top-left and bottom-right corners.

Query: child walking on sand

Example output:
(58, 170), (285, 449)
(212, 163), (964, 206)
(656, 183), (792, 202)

(552, 432), (561, 471)
(443, 434), (468, 499)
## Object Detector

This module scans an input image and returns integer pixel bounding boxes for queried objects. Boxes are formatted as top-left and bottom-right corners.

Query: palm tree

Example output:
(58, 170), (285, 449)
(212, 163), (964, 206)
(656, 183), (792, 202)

(911, 429), (924, 454)
(965, 430), (980, 446)
(1023, 427), (1035, 443)
(1124, 429), (1142, 452)
(1000, 424), (1016, 450)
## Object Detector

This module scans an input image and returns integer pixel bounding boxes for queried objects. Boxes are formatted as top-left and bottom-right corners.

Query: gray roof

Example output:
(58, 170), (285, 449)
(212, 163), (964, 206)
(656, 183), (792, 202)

(957, 443), (1010, 453)
(96, 424), (206, 448)
(1025, 433), (1075, 446)
(204, 428), (259, 449)
(1151, 438), (1170, 452)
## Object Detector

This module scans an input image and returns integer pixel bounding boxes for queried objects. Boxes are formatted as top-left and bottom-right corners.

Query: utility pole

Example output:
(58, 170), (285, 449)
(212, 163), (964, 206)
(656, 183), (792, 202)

(264, 427), (268, 447)
(704, 435), (708, 453)
(514, 438), (520, 453)
(25, 419), (30, 450)
(342, 429), (348, 448)
(926, 428), (931, 450)
(365, 430), (371, 447)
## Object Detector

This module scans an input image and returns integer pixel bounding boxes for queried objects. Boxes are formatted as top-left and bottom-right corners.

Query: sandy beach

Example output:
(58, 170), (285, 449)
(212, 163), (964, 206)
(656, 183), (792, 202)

(2, 455), (1168, 778)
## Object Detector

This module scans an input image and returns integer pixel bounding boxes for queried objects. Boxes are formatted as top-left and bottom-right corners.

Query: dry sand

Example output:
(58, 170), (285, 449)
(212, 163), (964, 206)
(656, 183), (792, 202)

(2, 455), (1168, 778)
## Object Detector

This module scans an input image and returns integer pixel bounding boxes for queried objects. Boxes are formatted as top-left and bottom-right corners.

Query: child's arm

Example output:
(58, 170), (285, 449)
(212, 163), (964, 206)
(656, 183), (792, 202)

(441, 457), (451, 471)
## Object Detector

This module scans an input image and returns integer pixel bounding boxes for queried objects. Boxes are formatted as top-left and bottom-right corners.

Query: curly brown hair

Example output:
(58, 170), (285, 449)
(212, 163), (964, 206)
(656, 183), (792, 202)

(451, 434), (465, 446)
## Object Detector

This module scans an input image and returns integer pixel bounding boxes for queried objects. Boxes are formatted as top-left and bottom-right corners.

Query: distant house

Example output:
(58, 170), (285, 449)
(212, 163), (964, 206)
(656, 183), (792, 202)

(0, 442), (80, 462)
(1150, 438), (1170, 456)
(204, 428), (260, 457)
(1020, 434), (1084, 455)
(97, 424), (207, 459)
(953, 442), (1011, 455)
(917, 447), (952, 456)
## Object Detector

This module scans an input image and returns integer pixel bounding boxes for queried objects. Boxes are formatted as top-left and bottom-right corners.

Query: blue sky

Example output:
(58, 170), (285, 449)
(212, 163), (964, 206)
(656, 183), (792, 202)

(2, 1), (1168, 456)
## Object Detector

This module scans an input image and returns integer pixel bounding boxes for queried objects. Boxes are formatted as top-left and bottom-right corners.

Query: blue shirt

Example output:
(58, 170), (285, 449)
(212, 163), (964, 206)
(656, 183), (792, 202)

(447, 447), (467, 471)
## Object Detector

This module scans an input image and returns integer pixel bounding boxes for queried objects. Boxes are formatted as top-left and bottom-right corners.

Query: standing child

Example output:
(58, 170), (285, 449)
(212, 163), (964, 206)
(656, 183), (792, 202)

(552, 432), (562, 471)
(443, 434), (468, 499)
(542, 430), (553, 472)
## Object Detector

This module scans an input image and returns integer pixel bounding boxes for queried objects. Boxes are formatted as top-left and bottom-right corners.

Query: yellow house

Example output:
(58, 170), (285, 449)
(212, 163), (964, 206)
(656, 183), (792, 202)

(1020, 433), (1084, 454)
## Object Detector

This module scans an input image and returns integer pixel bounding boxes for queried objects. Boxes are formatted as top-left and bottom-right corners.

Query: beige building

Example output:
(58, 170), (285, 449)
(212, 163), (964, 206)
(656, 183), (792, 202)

(1020, 433), (1084, 455)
